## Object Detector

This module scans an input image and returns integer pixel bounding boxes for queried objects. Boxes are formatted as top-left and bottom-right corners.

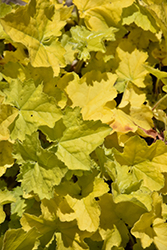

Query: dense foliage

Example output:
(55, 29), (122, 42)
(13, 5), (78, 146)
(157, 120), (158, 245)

(1, 0), (167, 249)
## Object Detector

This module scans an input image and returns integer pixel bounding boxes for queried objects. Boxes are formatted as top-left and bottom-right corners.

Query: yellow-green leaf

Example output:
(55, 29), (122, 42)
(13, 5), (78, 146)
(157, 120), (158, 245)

(66, 72), (117, 123)
(0, 0), (66, 76)
(0, 140), (14, 177)
(122, 3), (158, 33)
(2, 228), (39, 250)
(56, 107), (111, 171)
(116, 48), (148, 88)
(3, 79), (62, 140)
(14, 132), (68, 199)
(131, 192), (167, 249)
(113, 136), (166, 191)
(0, 102), (18, 140)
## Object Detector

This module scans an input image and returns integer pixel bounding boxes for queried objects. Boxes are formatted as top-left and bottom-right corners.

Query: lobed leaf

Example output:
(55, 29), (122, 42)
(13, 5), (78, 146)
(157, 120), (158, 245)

(3, 79), (62, 140)
(14, 132), (68, 199)
(56, 107), (112, 171)
(0, 0), (66, 76)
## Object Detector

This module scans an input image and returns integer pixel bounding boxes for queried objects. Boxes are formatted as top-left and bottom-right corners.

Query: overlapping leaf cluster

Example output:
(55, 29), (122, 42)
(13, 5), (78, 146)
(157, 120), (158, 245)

(1, 0), (167, 249)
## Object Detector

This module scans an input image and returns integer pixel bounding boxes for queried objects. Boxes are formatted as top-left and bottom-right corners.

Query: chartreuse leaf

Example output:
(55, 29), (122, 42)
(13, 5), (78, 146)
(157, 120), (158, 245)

(119, 82), (146, 108)
(73, 0), (110, 18)
(3, 79), (62, 140)
(102, 225), (122, 250)
(1, 62), (67, 108)
(56, 229), (89, 250)
(0, 188), (16, 224)
(109, 108), (138, 134)
(111, 161), (153, 211)
(122, 3), (158, 33)
(0, 1), (12, 19)
(66, 72), (117, 123)
(0, 102), (18, 140)
(0, 140), (14, 177)
(139, 0), (167, 48)
(98, 193), (129, 248)
(144, 64), (167, 89)
(67, 25), (117, 61)
(21, 204), (90, 250)
(130, 104), (154, 131)
(20, 176), (106, 248)
(1, 62), (53, 86)
(56, 107), (112, 171)
(41, 196), (91, 249)
(14, 132), (68, 199)
(127, 26), (159, 50)
(116, 47), (148, 88)
(10, 186), (27, 218)
(83, 0), (134, 31)
(0, 0), (66, 76)
(113, 136), (166, 191)
(57, 177), (109, 232)
(1, 227), (39, 250)
(131, 192), (167, 249)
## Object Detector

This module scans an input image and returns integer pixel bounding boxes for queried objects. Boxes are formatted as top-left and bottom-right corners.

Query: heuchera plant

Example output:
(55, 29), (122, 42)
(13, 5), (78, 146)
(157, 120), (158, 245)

(1, 0), (167, 249)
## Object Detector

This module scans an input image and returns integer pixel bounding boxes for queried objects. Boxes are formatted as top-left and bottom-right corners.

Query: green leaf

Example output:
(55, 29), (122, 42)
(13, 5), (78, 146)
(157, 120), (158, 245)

(3, 79), (62, 140)
(0, 0), (66, 76)
(56, 107), (112, 171)
(14, 132), (68, 199)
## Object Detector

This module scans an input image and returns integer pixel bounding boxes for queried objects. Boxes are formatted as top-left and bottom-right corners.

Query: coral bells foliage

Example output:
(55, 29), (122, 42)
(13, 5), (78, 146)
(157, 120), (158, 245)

(1, 0), (167, 249)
